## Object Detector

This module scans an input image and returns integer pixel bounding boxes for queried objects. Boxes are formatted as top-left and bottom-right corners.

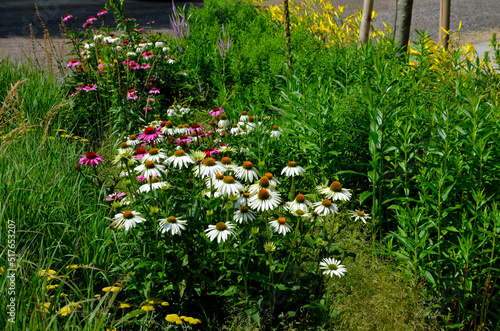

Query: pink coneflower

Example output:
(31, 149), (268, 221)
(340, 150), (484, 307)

(209, 107), (224, 117)
(67, 59), (80, 67)
(105, 192), (126, 202)
(120, 40), (130, 45)
(147, 21), (155, 25)
(70, 92), (80, 97)
(127, 89), (138, 100)
(149, 87), (160, 94)
(82, 84), (97, 92)
(140, 63), (151, 70)
(204, 147), (220, 157)
(175, 135), (192, 146)
(97, 9), (108, 17)
(143, 107), (153, 112)
(129, 62), (140, 70)
(63, 14), (73, 23)
(137, 175), (147, 182)
(76, 84), (85, 91)
(77, 66), (85, 72)
(136, 27), (145, 32)
(83, 16), (97, 28)
(122, 59), (132, 65)
(142, 51), (154, 58)
(188, 124), (205, 134)
(135, 147), (148, 160)
(146, 97), (155, 103)
(79, 152), (104, 167)
(138, 127), (159, 141)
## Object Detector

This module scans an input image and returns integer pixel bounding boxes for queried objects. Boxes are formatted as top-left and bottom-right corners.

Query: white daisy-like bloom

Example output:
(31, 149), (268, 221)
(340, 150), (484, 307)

(248, 188), (281, 212)
(155, 41), (165, 48)
(179, 105), (190, 114)
(162, 46), (171, 52)
(134, 161), (166, 180)
(349, 210), (371, 223)
(269, 217), (292, 235)
(318, 181), (352, 201)
(310, 212), (325, 223)
(217, 176), (245, 196)
(160, 121), (176, 135)
(233, 205), (257, 224)
(194, 157), (227, 178)
(126, 135), (140, 147)
(158, 216), (187, 235)
(127, 51), (137, 57)
(167, 107), (179, 117)
(290, 208), (312, 219)
(167, 57), (176, 64)
(218, 145), (236, 153)
(239, 112), (249, 122)
(235, 161), (260, 183)
(286, 194), (313, 213)
(233, 192), (251, 210)
(164, 150), (194, 169)
(117, 142), (133, 155)
(205, 173), (225, 190)
(204, 189), (222, 199)
(313, 199), (338, 216)
(205, 222), (236, 243)
(281, 161), (306, 177)
(263, 172), (280, 187)
(319, 258), (347, 278)
(270, 126), (281, 139)
(240, 146), (250, 153)
(218, 114), (230, 128)
(141, 148), (168, 163)
(190, 150), (207, 162)
(248, 176), (277, 195)
(112, 210), (146, 231)
(219, 157), (238, 173)
(230, 125), (240, 135)
(148, 120), (161, 128)
(138, 178), (169, 193)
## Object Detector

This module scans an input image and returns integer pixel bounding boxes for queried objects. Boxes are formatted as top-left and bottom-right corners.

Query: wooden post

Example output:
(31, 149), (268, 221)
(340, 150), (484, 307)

(359, 0), (375, 44)
(283, 0), (292, 70)
(394, 0), (414, 57)
(439, 0), (451, 49)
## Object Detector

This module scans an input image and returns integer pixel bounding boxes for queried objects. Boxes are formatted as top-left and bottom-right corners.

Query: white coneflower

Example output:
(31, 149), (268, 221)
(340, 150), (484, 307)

(217, 176), (245, 196)
(239, 111), (249, 122)
(134, 161), (166, 180)
(205, 173), (225, 190)
(164, 150), (194, 169)
(313, 199), (338, 216)
(319, 181), (352, 201)
(290, 208), (312, 219)
(160, 121), (176, 135)
(248, 188), (281, 212)
(194, 157), (227, 178)
(233, 205), (257, 224)
(269, 217), (292, 235)
(234, 192), (251, 210)
(139, 177), (169, 193)
(319, 258), (346, 278)
(264, 172), (280, 187)
(349, 210), (371, 223)
(142, 148), (167, 163)
(235, 161), (259, 183)
(248, 176), (277, 195)
(219, 157), (238, 172)
(230, 124), (240, 135)
(218, 114), (230, 128)
(112, 210), (146, 231)
(126, 134), (140, 147)
(158, 216), (187, 235)
(190, 150), (207, 162)
(270, 126), (281, 139)
(175, 124), (187, 135)
(286, 194), (313, 213)
(117, 142), (133, 155)
(281, 161), (306, 177)
(205, 222), (236, 243)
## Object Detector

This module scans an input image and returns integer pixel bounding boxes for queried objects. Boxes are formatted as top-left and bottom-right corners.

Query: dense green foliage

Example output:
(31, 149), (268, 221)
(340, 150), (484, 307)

(1, 0), (499, 329)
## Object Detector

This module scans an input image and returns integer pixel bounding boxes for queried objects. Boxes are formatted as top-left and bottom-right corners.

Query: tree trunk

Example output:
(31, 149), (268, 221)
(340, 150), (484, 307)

(359, 0), (375, 44)
(394, 0), (414, 56)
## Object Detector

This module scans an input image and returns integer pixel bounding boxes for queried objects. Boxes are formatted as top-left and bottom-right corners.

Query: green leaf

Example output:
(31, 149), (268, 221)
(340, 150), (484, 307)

(221, 285), (239, 297)
(359, 191), (373, 205)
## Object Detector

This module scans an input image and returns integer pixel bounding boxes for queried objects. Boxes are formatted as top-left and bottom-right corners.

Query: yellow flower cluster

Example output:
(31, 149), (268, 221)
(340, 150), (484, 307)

(254, 0), (388, 46)
(165, 313), (202, 325)
(407, 24), (499, 78)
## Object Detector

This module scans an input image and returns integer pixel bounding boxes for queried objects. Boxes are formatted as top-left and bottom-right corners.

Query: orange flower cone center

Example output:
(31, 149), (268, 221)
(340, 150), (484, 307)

(215, 222), (227, 231)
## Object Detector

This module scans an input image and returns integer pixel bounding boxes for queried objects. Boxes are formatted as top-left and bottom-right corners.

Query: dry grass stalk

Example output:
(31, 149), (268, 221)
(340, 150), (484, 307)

(41, 102), (68, 149)
(0, 79), (42, 154)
